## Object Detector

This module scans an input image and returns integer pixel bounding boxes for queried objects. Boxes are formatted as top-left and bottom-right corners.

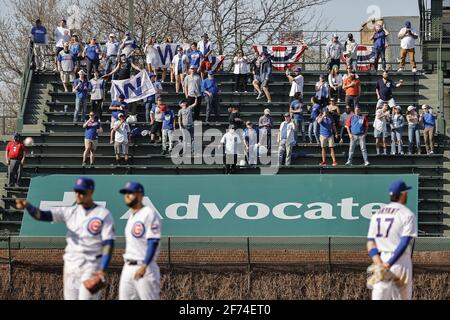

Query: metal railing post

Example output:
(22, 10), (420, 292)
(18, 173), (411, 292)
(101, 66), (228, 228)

(168, 236), (171, 267)
(328, 236), (332, 272)
(8, 236), (12, 292)
(327, 236), (332, 299)
(247, 237), (251, 296)
(319, 31), (323, 71)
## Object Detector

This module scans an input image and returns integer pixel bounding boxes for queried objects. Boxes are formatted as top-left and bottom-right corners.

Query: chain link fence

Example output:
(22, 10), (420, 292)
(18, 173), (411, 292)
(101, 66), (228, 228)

(2, 236), (450, 264)
(1, 236), (450, 299)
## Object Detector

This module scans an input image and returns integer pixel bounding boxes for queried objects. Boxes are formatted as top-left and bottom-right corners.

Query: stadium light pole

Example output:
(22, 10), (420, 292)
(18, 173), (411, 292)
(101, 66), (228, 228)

(128, 0), (135, 35)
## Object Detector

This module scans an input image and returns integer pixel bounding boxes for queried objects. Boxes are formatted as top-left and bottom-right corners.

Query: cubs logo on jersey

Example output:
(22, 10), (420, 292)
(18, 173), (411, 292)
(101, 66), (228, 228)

(132, 222), (146, 238)
(87, 218), (103, 236)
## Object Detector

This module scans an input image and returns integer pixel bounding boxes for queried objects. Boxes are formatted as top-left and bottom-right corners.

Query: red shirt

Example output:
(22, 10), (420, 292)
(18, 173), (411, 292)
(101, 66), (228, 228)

(346, 114), (369, 135)
(343, 78), (361, 97)
(6, 141), (26, 160)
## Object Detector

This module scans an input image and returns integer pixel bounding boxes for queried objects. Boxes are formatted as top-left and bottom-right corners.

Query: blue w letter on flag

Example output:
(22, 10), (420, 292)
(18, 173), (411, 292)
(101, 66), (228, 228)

(113, 76), (142, 99)
(111, 71), (156, 103)
(157, 44), (180, 67)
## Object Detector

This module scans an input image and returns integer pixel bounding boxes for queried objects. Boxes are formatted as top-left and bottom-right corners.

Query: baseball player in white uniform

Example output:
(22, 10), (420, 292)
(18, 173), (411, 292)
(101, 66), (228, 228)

(16, 177), (116, 300)
(367, 180), (418, 300)
(118, 182), (161, 300)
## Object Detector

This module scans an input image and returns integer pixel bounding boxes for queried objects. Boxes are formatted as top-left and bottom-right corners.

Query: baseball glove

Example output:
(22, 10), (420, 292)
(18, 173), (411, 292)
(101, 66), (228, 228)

(366, 264), (394, 289)
(83, 271), (106, 294)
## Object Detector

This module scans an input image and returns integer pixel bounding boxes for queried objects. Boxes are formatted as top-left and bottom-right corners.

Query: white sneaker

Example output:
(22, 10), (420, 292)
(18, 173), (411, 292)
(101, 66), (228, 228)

(397, 68), (404, 73)
(364, 162), (370, 166)
(345, 161), (352, 166)
(412, 68), (417, 73)
(430, 151), (434, 154)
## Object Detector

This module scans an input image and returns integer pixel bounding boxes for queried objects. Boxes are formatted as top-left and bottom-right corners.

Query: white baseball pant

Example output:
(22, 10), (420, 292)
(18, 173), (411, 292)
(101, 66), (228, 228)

(119, 263), (160, 300)
(372, 263), (413, 300)
(372, 280), (412, 300)
(63, 261), (100, 300)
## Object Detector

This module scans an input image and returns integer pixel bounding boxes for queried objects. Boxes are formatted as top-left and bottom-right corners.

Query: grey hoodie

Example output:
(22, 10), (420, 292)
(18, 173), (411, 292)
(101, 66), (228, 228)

(326, 40), (343, 60)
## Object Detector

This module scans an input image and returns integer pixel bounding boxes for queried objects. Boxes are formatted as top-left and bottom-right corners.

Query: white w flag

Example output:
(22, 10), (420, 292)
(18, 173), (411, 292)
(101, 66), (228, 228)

(154, 43), (181, 68)
(111, 70), (156, 103)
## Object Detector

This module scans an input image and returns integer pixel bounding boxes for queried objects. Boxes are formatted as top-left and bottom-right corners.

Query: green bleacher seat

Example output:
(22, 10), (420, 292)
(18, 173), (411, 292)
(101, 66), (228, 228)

(2, 68), (445, 236)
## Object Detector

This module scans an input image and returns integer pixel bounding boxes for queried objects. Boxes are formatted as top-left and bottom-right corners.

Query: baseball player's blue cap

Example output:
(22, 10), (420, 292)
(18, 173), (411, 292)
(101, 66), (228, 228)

(296, 67), (302, 72)
(73, 178), (95, 192)
(389, 180), (412, 196)
(120, 182), (145, 194)
(405, 20), (411, 27)
(13, 132), (21, 140)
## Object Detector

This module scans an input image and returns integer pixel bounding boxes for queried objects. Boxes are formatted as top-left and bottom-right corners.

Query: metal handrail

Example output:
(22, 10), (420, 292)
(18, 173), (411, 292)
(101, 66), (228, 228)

(17, 41), (34, 133)
(35, 28), (426, 71)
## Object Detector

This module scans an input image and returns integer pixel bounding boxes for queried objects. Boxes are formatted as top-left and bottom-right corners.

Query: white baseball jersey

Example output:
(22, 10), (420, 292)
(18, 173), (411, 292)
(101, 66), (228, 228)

(123, 206), (161, 263)
(368, 202), (417, 255)
(55, 26), (71, 48)
(367, 202), (417, 300)
(50, 204), (116, 265)
(198, 40), (213, 57)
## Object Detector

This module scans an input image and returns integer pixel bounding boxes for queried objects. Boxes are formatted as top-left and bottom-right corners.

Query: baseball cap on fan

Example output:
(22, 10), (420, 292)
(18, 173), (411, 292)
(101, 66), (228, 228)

(73, 178), (95, 192)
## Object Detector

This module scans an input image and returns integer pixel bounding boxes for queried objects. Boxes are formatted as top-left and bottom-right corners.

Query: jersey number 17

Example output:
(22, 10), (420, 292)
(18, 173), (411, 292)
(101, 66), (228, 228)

(376, 218), (395, 238)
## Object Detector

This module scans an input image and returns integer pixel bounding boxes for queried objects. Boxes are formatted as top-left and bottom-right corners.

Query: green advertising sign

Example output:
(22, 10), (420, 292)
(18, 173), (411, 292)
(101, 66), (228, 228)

(21, 174), (418, 237)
